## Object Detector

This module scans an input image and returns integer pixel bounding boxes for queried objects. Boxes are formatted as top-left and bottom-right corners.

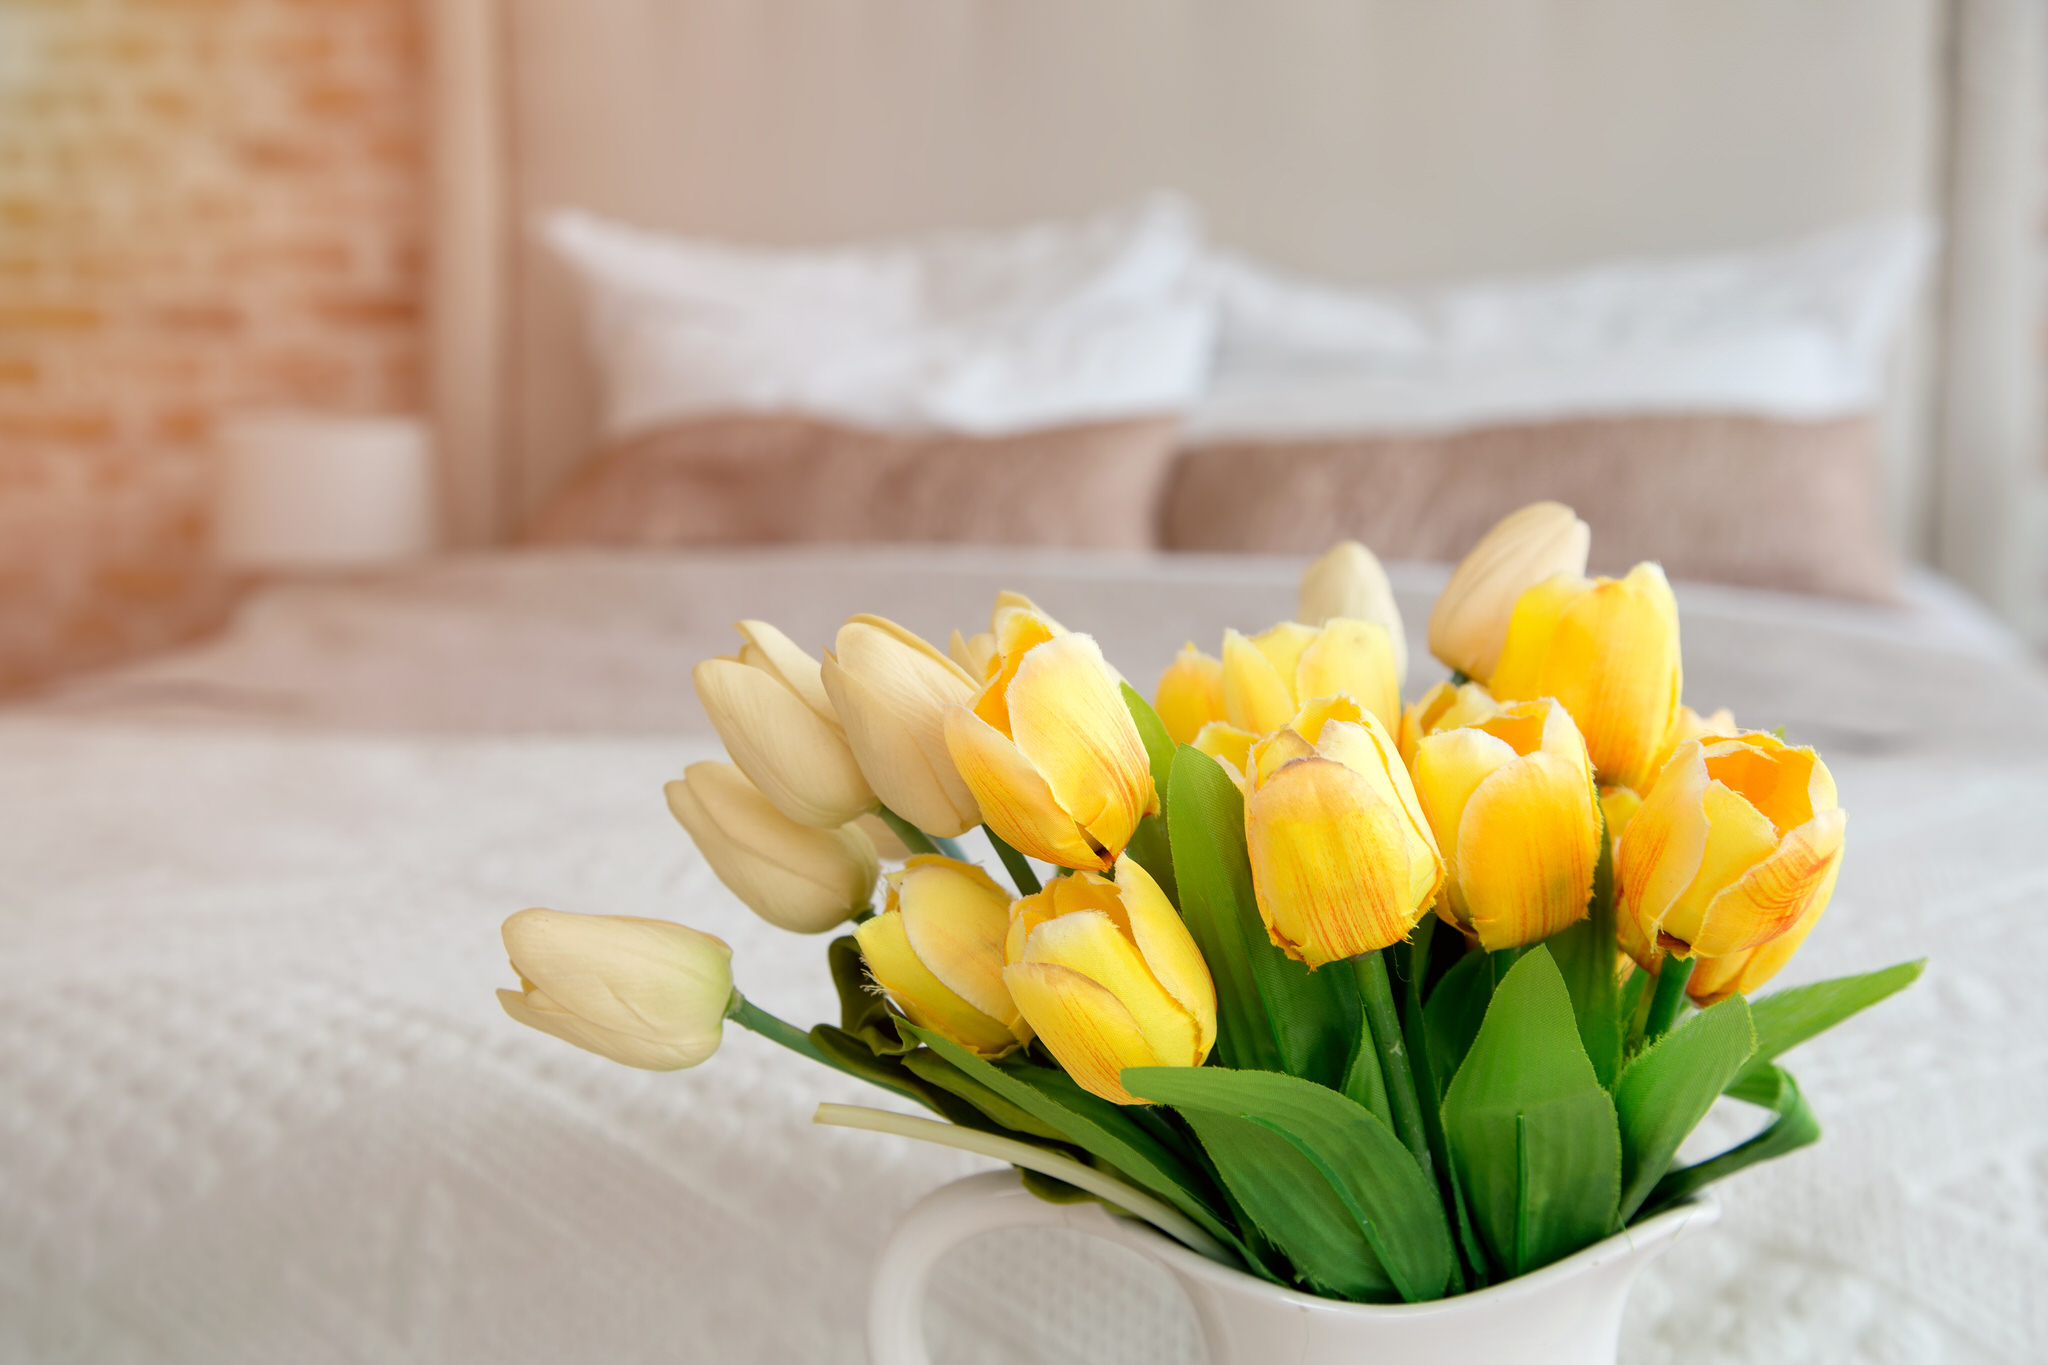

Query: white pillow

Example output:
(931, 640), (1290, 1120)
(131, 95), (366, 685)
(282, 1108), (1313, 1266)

(1191, 217), (1933, 441)
(543, 195), (1216, 439)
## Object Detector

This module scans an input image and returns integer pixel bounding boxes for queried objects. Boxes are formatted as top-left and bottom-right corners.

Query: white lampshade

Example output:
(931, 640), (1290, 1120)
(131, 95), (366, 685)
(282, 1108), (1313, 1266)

(214, 413), (438, 570)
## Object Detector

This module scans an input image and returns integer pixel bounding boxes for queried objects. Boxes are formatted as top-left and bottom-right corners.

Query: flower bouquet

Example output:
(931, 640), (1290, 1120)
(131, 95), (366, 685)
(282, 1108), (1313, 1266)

(497, 503), (1918, 1337)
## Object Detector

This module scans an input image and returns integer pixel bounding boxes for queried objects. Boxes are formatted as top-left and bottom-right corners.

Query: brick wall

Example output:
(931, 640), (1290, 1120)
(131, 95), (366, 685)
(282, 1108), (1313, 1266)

(0, 0), (425, 694)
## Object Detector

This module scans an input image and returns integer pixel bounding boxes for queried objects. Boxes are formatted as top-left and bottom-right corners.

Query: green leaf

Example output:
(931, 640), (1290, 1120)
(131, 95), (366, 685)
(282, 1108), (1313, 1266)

(1128, 1066), (1455, 1303)
(1730, 960), (1924, 1091)
(1548, 808), (1624, 1087)
(1613, 996), (1756, 1219)
(1397, 916), (1480, 1292)
(905, 1025), (1252, 1264)
(1639, 1064), (1821, 1217)
(1439, 947), (1621, 1276)
(1166, 746), (1360, 1085)
(1339, 1013), (1392, 1130)
(1422, 949), (1492, 1100)
(1119, 680), (1181, 902)
(900, 1049), (1070, 1142)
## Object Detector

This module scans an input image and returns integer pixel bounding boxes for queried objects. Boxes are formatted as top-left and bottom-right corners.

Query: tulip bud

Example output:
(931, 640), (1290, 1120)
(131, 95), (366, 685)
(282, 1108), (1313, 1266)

(1616, 733), (1845, 1003)
(1003, 853), (1217, 1104)
(1428, 501), (1591, 682)
(1599, 784), (1642, 851)
(821, 615), (983, 837)
(1300, 540), (1407, 684)
(1154, 643), (1227, 746)
(854, 855), (1030, 1057)
(1491, 562), (1683, 793)
(693, 621), (874, 827)
(943, 601), (1156, 871)
(1411, 698), (1601, 950)
(664, 761), (879, 934)
(497, 908), (734, 1070)
(1222, 618), (1403, 738)
(1243, 697), (1443, 968)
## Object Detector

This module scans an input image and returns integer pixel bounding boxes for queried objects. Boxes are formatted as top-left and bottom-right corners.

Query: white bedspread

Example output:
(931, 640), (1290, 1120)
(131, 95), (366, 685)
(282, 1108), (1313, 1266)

(5, 548), (2045, 1364)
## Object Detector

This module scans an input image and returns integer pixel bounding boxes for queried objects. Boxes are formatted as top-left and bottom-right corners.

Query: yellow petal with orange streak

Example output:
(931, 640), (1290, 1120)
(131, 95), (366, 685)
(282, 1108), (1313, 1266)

(1689, 807), (1846, 958)
(1456, 749), (1600, 950)
(1245, 755), (1421, 967)
(1687, 855), (1838, 1004)
(1113, 853), (1218, 1056)
(1155, 644), (1228, 747)
(1222, 629), (1298, 735)
(943, 706), (1106, 869)
(1249, 727), (1317, 788)
(1314, 715), (1443, 909)
(1657, 780), (1781, 953)
(1617, 740), (1712, 944)
(1005, 632), (1156, 857)
(1004, 961), (1163, 1105)
(1296, 618), (1402, 734)
(1015, 910), (1202, 1067)
(856, 912), (1022, 1057)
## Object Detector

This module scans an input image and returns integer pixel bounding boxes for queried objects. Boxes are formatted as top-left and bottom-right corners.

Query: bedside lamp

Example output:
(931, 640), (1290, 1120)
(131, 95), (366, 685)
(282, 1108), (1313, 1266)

(213, 413), (438, 571)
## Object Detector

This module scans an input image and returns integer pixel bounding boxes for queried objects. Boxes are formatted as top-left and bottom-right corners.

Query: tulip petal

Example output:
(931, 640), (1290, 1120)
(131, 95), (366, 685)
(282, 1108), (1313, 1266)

(1313, 716), (1443, 910)
(1300, 540), (1407, 681)
(1246, 755), (1422, 966)
(822, 645), (980, 836)
(944, 705), (1105, 869)
(1003, 961), (1163, 1105)
(665, 766), (877, 933)
(1690, 807), (1847, 958)
(502, 909), (733, 1044)
(1618, 740), (1712, 942)
(1017, 910), (1202, 1067)
(973, 610), (1062, 736)
(693, 657), (874, 827)
(896, 860), (1020, 1027)
(735, 620), (837, 722)
(1222, 629), (1297, 735)
(1456, 750), (1599, 950)
(1004, 633), (1156, 859)
(856, 911), (1021, 1056)
(1113, 853), (1218, 1056)
(498, 986), (717, 1070)
(949, 629), (999, 680)
(1412, 728), (1519, 905)
(1687, 857), (1837, 1004)
(1296, 618), (1402, 734)
(1428, 501), (1590, 682)
(1701, 736), (1826, 834)
(1155, 644), (1228, 746)
(1658, 780), (1781, 953)
(1191, 721), (1257, 774)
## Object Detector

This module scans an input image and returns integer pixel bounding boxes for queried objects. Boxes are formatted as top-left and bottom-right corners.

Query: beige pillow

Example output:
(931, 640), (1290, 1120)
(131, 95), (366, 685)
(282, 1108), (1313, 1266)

(1163, 414), (1899, 602)
(527, 413), (1182, 551)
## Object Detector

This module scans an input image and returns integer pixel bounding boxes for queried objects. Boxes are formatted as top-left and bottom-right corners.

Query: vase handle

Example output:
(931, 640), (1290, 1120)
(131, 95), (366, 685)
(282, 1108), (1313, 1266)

(868, 1169), (1171, 1365)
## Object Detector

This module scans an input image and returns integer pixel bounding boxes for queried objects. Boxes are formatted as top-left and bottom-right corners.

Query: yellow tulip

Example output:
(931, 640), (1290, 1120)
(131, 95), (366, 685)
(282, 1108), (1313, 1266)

(1599, 784), (1642, 852)
(1155, 643), (1228, 746)
(498, 908), (734, 1070)
(693, 621), (874, 827)
(1428, 501), (1590, 682)
(1003, 853), (1216, 1104)
(943, 602), (1157, 871)
(1300, 540), (1407, 684)
(1411, 698), (1601, 950)
(1616, 733), (1845, 981)
(948, 629), (998, 681)
(821, 615), (983, 837)
(1244, 697), (1444, 968)
(854, 855), (1030, 1057)
(1222, 618), (1403, 737)
(1649, 704), (1737, 783)
(1398, 679), (1503, 765)
(664, 761), (879, 934)
(1491, 562), (1683, 792)
(1191, 720), (1258, 776)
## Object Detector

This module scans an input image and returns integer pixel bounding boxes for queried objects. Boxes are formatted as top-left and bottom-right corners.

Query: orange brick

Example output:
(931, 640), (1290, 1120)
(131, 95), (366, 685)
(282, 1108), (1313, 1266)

(0, 306), (103, 332)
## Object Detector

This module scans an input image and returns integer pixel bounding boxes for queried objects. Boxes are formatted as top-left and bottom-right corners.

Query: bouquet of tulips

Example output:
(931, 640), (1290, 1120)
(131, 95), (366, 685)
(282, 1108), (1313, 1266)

(497, 503), (1919, 1302)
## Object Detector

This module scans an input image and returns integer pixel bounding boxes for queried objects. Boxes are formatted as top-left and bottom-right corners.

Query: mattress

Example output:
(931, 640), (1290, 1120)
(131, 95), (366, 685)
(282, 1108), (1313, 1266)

(6, 547), (2046, 1364)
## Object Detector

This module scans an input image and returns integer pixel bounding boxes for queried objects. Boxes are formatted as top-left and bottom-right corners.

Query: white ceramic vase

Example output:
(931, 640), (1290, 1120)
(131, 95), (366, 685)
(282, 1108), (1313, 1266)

(870, 1169), (1716, 1365)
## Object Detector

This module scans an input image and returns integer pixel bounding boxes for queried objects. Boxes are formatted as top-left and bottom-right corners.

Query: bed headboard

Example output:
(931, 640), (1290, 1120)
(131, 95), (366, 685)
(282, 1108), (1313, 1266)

(425, 0), (2045, 624)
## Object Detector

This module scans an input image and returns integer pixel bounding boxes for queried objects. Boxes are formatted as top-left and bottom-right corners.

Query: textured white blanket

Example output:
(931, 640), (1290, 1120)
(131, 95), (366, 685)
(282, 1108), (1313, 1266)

(5, 549), (2045, 1363)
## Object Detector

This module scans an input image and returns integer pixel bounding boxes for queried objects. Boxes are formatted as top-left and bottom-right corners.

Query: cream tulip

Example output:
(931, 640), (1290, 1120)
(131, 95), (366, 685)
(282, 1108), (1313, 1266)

(1003, 853), (1217, 1104)
(1491, 563), (1683, 793)
(1222, 618), (1403, 737)
(821, 615), (983, 837)
(1428, 501), (1591, 682)
(855, 855), (1031, 1057)
(693, 621), (874, 827)
(1410, 698), (1601, 950)
(498, 908), (734, 1070)
(664, 761), (879, 934)
(1243, 697), (1444, 968)
(943, 601), (1156, 871)
(1300, 540), (1407, 684)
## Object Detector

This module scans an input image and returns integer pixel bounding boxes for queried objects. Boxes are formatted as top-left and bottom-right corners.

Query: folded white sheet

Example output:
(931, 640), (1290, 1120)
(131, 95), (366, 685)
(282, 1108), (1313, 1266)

(545, 195), (1216, 439)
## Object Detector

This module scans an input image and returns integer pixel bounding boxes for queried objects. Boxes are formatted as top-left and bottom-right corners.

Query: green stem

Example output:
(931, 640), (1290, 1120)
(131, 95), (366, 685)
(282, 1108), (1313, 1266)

(1354, 950), (1435, 1186)
(875, 806), (963, 861)
(984, 824), (1043, 896)
(729, 994), (837, 1070)
(1642, 955), (1696, 1043)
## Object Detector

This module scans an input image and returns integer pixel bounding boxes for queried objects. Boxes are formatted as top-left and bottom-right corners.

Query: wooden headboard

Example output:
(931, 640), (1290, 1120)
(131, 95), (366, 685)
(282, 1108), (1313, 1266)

(425, 0), (2044, 624)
